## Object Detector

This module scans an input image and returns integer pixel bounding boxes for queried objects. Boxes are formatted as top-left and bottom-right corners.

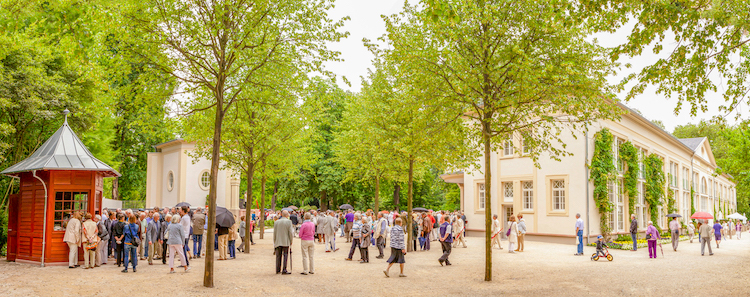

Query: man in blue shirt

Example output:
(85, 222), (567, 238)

(574, 213), (584, 256)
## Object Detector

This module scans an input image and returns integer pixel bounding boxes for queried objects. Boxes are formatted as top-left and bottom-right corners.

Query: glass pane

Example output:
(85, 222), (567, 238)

(64, 192), (72, 201)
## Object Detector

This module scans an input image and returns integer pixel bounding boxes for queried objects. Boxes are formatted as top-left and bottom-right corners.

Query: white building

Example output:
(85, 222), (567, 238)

(146, 139), (240, 210)
(443, 103), (737, 242)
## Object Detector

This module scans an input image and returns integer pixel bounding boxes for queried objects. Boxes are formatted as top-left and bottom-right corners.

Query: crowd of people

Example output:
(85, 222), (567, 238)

(61, 204), (746, 277)
(268, 208), (486, 277)
(62, 205), (251, 273)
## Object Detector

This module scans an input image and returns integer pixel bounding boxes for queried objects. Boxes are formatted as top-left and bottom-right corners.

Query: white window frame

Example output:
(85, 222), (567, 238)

(552, 179), (565, 211)
(503, 139), (514, 156)
(522, 181), (533, 210)
(638, 148), (645, 179)
(503, 182), (514, 203)
(167, 171), (175, 192)
(617, 179), (624, 231)
(199, 170), (211, 190)
(637, 181), (646, 229)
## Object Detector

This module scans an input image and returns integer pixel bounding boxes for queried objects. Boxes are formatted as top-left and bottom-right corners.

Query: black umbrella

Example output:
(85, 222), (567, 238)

(215, 207), (236, 228)
(175, 202), (191, 208)
(339, 204), (354, 210)
(412, 207), (429, 212)
(666, 213), (682, 218)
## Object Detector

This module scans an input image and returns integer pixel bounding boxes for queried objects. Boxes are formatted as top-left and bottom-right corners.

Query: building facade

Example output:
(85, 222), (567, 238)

(443, 104), (737, 242)
(146, 139), (240, 210)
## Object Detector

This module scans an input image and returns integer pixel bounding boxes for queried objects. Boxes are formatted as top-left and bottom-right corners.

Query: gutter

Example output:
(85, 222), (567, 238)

(32, 170), (49, 267)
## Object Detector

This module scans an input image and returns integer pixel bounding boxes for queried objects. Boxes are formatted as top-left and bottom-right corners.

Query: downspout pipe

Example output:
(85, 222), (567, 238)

(33, 170), (49, 267)
(585, 130), (590, 245)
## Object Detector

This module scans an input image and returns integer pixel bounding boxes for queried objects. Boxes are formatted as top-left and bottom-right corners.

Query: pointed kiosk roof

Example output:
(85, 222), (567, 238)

(1, 110), (121, 177)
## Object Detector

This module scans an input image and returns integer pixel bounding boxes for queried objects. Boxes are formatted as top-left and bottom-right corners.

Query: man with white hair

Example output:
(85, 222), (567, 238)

(273, 210), (294, 274)
(345, 213), (363, 261)
(323, 210), (339, 252)
(698, 219), (714, 256)
(94, 214), (108, 266)
(147, 213), (161, 265)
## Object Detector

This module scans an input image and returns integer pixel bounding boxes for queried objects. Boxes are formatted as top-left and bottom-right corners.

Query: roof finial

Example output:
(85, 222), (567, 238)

(63, 109), (70, 125)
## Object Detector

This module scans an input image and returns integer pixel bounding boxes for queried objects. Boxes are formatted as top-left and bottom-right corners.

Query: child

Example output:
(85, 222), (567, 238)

(595, 235), (608, 258)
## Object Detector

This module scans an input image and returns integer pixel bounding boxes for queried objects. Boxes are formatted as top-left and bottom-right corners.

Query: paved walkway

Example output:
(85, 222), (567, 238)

(1, 232), (748, 296)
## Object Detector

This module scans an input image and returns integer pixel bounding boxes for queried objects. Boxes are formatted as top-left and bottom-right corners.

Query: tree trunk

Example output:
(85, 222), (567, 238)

(482, 120), (493, 282)
(259, 165), (267, 240)
(243, 159), (254, 253)
(407, 157), (414, 252)
(271, 180), (279, 210)
(111, 177), (119, 201)
(321, 190), (328, 212)
(374, 175), (380, 215)
(203, 96), (225, 288)
(393, 183), (401, 212)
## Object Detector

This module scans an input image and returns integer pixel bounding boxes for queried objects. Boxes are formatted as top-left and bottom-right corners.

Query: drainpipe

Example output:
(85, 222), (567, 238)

(33, 170), (49, 267)
(585, 130), (590, 245)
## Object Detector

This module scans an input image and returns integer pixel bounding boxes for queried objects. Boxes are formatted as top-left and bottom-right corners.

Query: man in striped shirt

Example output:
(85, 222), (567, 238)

(345, 214), (362, 261)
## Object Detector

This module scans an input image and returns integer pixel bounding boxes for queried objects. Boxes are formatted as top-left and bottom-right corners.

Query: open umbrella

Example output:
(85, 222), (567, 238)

(215, 206), (236, 228)
(690, 211), (713, 220)
(175, 202), (191, 208)
(666, 213), (682, 218)
(288, 205), (298, 210)
(727, 213), (747, 220)
(412, 207), (429, 212)
(281, 207), (293, 212)
(339, 204), (353, 210)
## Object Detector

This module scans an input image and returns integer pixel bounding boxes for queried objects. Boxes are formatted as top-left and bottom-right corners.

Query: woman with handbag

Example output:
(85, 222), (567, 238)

(81, 213), (99, 269)
(167, 214), (190, 273)
(122, 213), (140, 273)
(507, 215), (518, 253)
(645, 221), (661, 259)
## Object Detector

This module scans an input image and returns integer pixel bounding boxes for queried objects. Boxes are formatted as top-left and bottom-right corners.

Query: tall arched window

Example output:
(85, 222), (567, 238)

(701, 177), (707, 194)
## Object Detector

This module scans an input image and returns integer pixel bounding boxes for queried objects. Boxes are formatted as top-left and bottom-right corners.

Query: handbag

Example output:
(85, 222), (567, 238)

(83, 225), (99, 250)
(506, 228), (512, 237)
(645, 234), (652, 240)
(128, 225), (140, 247)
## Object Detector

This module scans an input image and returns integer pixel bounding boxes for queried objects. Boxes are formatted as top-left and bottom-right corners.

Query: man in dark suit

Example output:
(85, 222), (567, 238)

(630, 214), (638, 251)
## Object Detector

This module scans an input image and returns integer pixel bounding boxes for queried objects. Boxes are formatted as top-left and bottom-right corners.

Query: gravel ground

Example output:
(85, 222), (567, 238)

(1, 232), (749, 296)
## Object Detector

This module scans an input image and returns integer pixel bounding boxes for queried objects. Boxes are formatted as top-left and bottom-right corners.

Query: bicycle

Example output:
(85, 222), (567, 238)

(591, 247), (613, 261)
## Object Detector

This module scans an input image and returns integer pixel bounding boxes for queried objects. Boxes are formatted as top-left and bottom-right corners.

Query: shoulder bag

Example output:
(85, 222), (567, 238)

(129, 225), (141, 247)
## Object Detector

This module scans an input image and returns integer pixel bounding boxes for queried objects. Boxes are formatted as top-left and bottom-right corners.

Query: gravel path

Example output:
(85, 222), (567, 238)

(1, 232), (748, 296)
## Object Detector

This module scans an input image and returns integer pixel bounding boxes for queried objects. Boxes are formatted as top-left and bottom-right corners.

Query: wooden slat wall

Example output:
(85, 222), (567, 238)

(10, 170), (103, 265)
(15, 172), (47, 262)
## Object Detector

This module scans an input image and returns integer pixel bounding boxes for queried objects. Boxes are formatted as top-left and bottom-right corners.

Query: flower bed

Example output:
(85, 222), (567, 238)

(588, 236), (690, 250)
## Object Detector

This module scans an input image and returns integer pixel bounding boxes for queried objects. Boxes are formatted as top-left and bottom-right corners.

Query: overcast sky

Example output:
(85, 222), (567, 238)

(322, 1), (740, 133)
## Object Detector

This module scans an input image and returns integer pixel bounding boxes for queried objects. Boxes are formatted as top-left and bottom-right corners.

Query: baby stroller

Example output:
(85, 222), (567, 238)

(591, 246), (613, 261)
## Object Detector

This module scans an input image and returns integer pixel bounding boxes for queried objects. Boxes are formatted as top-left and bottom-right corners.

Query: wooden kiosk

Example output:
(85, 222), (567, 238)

(2, 110), (120, 266)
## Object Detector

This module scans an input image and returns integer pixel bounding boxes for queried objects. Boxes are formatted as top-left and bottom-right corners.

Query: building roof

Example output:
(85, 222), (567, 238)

(677, 137), (706, 151)
(1, 111), (121, 177)
(153, 138), (187, 151)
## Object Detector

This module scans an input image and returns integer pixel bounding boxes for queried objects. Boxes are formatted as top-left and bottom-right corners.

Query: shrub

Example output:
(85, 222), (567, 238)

(0, 207), (7, 256)
(264, 219), (274, 228)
